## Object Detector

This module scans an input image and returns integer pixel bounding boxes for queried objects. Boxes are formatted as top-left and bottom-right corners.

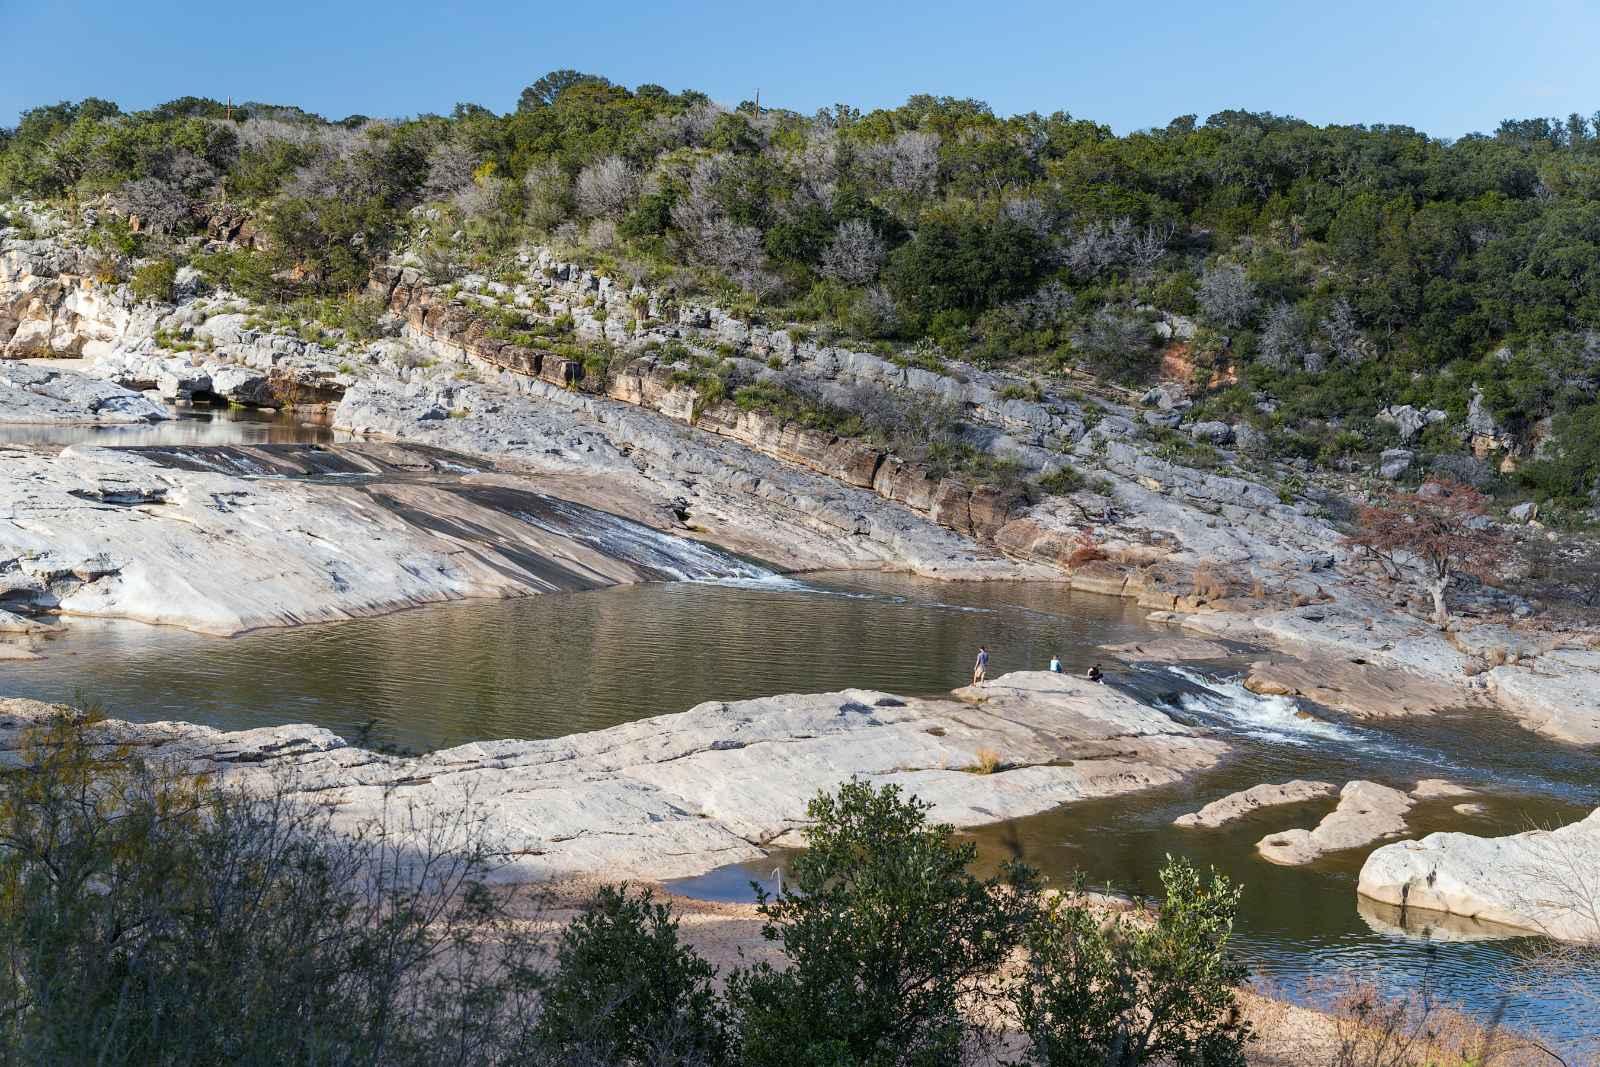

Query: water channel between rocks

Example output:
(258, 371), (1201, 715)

(4, 408), (1596, 1048)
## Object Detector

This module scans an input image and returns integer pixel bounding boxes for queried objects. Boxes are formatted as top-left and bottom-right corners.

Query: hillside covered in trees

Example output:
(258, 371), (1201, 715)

(4, 73), (1600, 513)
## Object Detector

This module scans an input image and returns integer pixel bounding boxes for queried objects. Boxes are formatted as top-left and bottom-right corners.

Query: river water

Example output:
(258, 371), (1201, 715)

(3, 409), (1596, 1050)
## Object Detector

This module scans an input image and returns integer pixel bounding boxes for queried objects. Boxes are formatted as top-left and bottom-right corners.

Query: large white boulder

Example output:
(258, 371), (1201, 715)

(1358, 809), (1600, 942)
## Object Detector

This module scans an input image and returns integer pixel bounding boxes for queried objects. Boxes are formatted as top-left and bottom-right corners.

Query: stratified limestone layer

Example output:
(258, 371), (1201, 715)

(0, 672), (1227, 883)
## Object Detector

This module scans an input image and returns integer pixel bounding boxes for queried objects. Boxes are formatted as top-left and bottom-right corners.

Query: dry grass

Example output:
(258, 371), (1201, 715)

(967, 748), (1004, 775)
(1192, 561), (1229, 601)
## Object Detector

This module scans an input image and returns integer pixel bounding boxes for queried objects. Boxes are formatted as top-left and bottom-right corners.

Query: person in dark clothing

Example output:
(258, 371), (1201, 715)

(1086, 663), (1104, 683)
(972, 646), (989, 684)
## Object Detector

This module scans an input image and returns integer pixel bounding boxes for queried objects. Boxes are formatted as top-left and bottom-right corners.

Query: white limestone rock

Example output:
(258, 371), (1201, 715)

(0, 360), (169, 424)
(1358, 808), (1600, 942)
(1174, 780), (1337, 829)
(1257, 781), (1414, 865)
(1485, 651), (1600, 745)
(0, 674), (1227, 883)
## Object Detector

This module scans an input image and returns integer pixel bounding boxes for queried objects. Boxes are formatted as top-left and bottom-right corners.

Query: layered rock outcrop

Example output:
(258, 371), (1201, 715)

(0, 672), (1228, 883)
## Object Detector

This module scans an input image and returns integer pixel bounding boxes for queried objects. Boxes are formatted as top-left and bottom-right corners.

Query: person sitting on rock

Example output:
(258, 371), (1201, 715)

(1086, 663), (1104, 683)
(972, 646), (989, 684)
(1048, 654), (1063, 673)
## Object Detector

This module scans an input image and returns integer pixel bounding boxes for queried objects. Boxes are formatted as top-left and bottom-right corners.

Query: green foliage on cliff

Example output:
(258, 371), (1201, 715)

(6, 77), (1600, 501)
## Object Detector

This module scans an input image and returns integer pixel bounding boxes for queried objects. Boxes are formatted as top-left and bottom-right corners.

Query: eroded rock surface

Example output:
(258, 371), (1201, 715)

(0, 442), (784, 634)
(1358, 808), (1600, 942)
(0, 672), (1227, 883)
(0, 360), (168, 424)
(1174, 780), (1337, 829)
(1256, 781), (1415, 865)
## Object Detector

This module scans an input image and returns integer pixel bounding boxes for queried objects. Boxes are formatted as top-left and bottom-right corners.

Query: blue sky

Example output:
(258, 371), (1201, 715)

(5, 0), (1597, 137)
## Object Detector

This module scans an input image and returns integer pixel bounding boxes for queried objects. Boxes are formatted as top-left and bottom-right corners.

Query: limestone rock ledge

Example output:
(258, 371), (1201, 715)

(0, 672), (1227, 884)
(1358, 809), (1600, 942)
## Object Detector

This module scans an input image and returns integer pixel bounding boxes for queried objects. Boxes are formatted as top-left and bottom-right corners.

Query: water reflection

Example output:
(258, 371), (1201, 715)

(4, 572), (1149, 752)
(0, 405), (340, 448)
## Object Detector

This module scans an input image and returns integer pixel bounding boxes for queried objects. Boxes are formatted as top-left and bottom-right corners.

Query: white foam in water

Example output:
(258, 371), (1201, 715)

(527, 499), (774, 581)
(1167, 666), (1365, 746)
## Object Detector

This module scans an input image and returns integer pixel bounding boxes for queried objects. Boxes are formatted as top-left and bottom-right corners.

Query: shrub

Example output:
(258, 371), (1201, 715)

(1035, 464), (1086, 497)
(129, 257), (178, 304)
(0, 704), (543, 1066)
(727, 781), (1038, 1067)
(1011, 857), (1253, 1067)
(530, 884), (729, 1066)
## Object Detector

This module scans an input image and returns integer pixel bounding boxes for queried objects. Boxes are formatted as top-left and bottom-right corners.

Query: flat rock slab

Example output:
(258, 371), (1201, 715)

(1358, 808), (1600, 942)
(1485, 651), (1600, 745)
(1244, 658), (1472, 720)
(1102, 637), (1240, 662)
(1174, 780), (1337, 829)
(1256, 781), (1414, 866)
(0, 671), (1227, 883)
(0, 443), (773, 635)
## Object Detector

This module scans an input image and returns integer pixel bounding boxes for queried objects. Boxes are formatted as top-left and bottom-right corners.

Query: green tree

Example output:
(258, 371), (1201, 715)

(885, 215), (1046, 318)
(1011, 857), (1253, 1067)
(518, 70), (613, 111)
(530, 884), (728, 1065)
(728, 781), (1038, 1067)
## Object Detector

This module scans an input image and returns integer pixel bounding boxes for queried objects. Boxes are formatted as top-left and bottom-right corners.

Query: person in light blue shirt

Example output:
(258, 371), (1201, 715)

(1048, 654), (1063, 673)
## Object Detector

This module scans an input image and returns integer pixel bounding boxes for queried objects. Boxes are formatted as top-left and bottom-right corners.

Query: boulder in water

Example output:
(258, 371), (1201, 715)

(1358, 808), (1600, 942)
(1256, 780), (1414, 866)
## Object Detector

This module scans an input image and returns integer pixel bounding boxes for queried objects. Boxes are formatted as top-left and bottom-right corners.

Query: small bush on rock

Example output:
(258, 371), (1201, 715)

(128, 257), (177, 304)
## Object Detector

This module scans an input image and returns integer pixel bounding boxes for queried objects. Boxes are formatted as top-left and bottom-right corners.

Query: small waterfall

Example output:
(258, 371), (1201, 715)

(1166, 666), (1366, 746)
(515, 497), (777, 582)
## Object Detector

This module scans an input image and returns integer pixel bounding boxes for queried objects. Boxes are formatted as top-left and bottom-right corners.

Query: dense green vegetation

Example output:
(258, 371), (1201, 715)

(0, 708), (1252, 1066)
(4, 78), (1599, 506)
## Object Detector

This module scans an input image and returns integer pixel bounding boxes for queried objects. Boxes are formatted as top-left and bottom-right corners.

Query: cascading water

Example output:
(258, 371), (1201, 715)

(1164, 665), (1367, 745)
(510, 497), (776, 582)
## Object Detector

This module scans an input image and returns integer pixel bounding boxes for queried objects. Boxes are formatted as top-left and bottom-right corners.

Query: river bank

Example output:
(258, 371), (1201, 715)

(0, 671), (1227, 882)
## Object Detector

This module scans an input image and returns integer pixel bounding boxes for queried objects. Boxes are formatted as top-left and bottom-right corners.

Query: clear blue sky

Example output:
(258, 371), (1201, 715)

(5, 0), (1598, 137)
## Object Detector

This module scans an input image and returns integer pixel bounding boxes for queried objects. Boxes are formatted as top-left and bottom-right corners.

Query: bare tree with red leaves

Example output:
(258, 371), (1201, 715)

(1347, 480), (1505, 626)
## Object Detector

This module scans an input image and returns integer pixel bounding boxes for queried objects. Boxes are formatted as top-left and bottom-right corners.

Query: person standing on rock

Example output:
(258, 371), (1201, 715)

(1048, 654), (1063, 673)
(972, 647), (989, 685)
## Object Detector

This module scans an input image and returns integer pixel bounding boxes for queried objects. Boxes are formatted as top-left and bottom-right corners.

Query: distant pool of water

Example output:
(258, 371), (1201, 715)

(0, 404), (340, 448)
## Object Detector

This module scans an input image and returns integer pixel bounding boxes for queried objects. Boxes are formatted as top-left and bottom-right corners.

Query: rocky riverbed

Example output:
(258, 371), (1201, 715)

(0, 672), (1227, 882)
